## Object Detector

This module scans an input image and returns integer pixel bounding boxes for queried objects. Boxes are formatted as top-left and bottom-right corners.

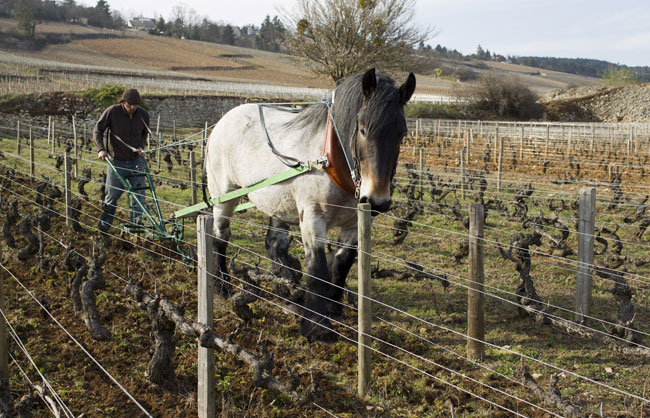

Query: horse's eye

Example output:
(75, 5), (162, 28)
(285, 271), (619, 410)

(359, 128), (367, 137)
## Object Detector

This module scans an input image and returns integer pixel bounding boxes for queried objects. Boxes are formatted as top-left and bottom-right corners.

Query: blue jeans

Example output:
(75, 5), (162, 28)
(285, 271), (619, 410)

(99, 157), (147, 229)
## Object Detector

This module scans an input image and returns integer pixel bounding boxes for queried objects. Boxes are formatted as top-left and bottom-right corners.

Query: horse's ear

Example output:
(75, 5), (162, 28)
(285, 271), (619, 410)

(362, 68), (377, 99)
(399, 72), (416, 105)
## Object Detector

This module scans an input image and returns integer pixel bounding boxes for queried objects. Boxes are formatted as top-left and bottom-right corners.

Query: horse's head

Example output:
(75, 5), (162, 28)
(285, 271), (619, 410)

(355, 68), (416, 213)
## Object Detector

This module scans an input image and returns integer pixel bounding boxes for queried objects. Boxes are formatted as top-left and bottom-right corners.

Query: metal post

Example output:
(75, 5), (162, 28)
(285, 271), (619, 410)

(467, 203), (485, 360)
(357, 202), (372, 399)
(575, 187), (596, 323)
(64, 152), (71, 227)
(197, 215), (215, 418)
(190, 151), (197, 205)
(0, 253), (8, 381)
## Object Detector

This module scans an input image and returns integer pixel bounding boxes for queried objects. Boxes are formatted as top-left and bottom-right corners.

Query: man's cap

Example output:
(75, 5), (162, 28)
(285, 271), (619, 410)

(120, 88), (141, 105)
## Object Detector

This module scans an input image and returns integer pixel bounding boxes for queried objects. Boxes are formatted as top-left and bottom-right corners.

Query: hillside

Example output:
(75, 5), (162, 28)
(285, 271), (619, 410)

(0, 19), (603, 98)
(542, 83), (650, 122)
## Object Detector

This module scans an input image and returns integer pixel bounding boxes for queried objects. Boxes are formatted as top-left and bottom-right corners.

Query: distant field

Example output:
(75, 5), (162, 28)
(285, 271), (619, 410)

(0, 19), (603, 97)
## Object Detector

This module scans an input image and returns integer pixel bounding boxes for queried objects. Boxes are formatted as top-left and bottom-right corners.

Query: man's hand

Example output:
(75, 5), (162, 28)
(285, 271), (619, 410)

(136, 148), (144, 157)
(98, 150), (109, 161)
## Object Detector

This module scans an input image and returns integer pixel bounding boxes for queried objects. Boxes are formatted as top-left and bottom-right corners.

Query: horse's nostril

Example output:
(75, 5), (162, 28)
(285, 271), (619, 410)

(359, 196), (369, 204)
(369, 198), (391, 214)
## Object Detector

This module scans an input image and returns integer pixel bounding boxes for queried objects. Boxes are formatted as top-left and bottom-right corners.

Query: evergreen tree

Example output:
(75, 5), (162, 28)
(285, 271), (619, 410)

(221, 25), (235, 45)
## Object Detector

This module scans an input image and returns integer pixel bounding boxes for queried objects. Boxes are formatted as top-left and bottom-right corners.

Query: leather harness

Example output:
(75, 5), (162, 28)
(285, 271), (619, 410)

(321, 110), (358, 196)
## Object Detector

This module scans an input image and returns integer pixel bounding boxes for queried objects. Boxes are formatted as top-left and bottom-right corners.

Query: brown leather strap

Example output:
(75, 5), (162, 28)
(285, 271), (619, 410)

(321, 112), (356, 195)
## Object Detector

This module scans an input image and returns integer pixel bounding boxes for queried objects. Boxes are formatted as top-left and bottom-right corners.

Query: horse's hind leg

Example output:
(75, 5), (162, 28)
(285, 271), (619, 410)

(212, 201), (236, 298)
(298, 214), (337, 343)
(326, 225), (357, 319)
(265, 217), (301, 283)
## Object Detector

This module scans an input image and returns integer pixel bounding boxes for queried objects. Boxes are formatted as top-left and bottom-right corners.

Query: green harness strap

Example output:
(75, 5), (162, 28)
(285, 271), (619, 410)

(173, 164), (313, 219)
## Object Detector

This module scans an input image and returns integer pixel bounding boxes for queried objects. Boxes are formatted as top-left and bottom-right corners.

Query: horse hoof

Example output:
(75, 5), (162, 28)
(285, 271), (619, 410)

(300, 317), (338, 344)
(314, 331), (338, 344)
(327, 305), (344, 322)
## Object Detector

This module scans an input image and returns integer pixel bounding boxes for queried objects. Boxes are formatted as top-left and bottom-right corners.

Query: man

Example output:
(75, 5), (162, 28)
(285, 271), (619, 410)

(93, 88), (150, 232)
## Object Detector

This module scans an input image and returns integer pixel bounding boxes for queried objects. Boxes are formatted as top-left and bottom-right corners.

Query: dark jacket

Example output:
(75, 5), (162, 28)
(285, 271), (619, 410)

(93, 104), (150, 161)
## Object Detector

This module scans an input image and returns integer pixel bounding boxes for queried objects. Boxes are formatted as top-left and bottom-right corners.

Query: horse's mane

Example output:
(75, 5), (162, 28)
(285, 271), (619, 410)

(286, 71), (398, 147)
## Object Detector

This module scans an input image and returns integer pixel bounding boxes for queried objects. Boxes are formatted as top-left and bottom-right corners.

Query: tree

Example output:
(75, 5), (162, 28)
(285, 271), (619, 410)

(221, 24), (235, 45)
(602, 65), (638, 86)
(14, 0), (42, 38)
(284, 0), (431, 81)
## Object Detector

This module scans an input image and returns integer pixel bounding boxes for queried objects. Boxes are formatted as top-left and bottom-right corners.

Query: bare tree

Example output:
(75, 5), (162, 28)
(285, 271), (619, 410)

(283, 0), (431, 81)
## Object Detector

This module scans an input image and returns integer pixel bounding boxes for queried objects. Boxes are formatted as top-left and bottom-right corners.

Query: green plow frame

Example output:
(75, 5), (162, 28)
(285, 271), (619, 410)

(105, 158), (194, 266)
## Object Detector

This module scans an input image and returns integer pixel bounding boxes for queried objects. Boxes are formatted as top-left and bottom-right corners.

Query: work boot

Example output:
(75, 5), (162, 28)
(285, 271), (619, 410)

(98, 221), (111, 245)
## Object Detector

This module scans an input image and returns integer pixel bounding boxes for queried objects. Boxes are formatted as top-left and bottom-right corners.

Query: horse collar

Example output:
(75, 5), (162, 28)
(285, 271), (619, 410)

(321, 109), (360, 197)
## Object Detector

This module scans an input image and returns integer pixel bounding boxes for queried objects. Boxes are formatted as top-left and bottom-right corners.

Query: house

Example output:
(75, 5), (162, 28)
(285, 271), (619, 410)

(128, 17), (156, 31)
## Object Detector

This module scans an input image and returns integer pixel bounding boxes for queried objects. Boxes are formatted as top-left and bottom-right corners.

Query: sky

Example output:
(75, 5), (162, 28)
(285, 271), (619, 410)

(102, 0), (650, 67)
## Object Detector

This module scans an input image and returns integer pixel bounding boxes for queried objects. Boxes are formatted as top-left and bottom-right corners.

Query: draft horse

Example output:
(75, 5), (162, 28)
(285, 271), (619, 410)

(205, 68), (416, 342)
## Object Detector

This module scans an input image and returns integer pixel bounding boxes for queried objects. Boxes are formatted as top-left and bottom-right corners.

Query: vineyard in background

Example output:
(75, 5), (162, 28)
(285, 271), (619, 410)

(0, 113), (648, 416)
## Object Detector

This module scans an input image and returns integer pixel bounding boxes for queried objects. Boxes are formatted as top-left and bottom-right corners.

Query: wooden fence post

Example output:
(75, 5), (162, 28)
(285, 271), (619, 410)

(47, 116), (51, 145)
(357, 202), (372, 399)
(418, 148), (424, 196)
(467, 203), (485, 360)
(575, 187), (596, 323)
(545, 123), (550, 159)
(16, 118), (21, 154)
(460, 151), (466, 200)
(497, 134), (504, 193)
(197, 215), (216, 418)
(519, 124), (524, 160)
(190, 151), (197, 205)
(51, 121), (55, 155)
(157, 133), (162, 171)
(203, 121), (208, 159)
(29, 129), (34, 177)
(493, 123), (499, 166)
(73, 115), (78, 178)
(64, 151), (71, 227)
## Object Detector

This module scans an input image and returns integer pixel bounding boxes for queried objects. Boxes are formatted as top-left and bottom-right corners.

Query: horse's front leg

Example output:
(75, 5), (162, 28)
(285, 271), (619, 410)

(299, 215), (337, 343)
(212, 202), (235, 299)
(265, 217), (302, 284)
(326, 224), (357, 320)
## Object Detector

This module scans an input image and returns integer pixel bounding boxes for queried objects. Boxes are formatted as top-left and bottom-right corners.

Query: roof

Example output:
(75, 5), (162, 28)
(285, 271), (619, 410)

(128, 17), (156, 30)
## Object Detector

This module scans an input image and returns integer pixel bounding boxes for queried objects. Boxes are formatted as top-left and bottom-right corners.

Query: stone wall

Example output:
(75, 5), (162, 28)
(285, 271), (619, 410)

(0, 95), (251, 141)
(145, 95), (248, 128)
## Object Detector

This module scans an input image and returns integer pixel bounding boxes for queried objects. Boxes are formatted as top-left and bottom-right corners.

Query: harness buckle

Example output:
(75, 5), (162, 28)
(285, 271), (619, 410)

(311, 155), (330, 170)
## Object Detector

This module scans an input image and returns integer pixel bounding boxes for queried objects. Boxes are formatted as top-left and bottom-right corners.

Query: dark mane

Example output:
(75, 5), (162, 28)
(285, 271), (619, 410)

(285, 71), (399, 147)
